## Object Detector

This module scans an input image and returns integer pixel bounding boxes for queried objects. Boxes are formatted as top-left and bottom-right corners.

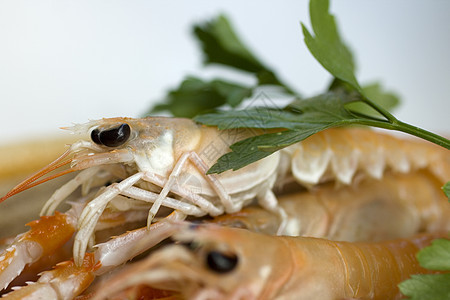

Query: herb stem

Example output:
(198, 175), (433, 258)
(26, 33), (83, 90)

(393, 120), (450, 149)
(352, 119), (450, 149)
(355, 95), (449, 148)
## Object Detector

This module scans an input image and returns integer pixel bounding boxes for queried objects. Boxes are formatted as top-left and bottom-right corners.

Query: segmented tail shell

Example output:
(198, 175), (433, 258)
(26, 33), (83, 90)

(285, 128), (449, 186)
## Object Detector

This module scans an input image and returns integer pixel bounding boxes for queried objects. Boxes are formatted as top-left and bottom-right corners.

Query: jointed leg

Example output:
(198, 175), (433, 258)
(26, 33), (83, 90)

(121, 186), (205, 216)
(74, 172), (144, 266)
(145, 151), (235, 228)
(40, 167), (100, 216)
(142, 172), (223, 216)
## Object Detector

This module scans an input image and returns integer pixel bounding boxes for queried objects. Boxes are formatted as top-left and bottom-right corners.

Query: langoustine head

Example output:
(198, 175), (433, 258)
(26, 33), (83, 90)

(91, 223), (295, 300)
(0, 117), (201, 204)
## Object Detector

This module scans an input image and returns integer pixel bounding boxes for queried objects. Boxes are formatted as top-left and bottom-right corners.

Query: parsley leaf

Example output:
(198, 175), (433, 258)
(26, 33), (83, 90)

(416, 238), (450, 271)
(194, 14), (266, 74)
(399, 274), (450, 300)
(301, 0), (360, 91)
(194, 107), (302, 130)
(195, 93), (359, 131)
(398, 237), (450, 300)
(197, 93), (369, 173)
(207, 130), (302, 174)
(301, 0), (404, 122)
(443, 182), (450, 201)
(193, 14), (296, 94)
(148, 76), (252, 118)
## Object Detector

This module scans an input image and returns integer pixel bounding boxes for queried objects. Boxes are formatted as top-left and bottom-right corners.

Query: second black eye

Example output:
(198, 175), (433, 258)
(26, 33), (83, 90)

(206, 250), (238, 274)
(91, 123), (131, 147)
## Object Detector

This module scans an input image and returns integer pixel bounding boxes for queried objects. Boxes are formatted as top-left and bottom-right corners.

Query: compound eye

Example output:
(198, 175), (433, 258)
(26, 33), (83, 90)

(206, 250), (238, 274)
(91, 123), (131, 147)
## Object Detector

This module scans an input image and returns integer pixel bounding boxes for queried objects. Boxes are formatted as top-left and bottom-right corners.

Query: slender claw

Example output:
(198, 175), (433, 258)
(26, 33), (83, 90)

(74, 173), (145, 266)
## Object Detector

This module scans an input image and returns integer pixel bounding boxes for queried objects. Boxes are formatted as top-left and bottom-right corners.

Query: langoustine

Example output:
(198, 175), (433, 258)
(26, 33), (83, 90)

(1, 117), (448, 267)
(90, 223), (447, 300)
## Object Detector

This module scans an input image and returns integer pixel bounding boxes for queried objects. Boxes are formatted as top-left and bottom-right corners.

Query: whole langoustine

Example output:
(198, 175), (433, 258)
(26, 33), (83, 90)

(1, 117), (448, 267)
(90, 223), (447, 300)
(2, 168), (449, 296)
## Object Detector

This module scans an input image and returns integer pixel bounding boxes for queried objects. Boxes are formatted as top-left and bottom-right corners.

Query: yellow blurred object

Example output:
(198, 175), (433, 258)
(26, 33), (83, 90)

(0, 136), (79, 180)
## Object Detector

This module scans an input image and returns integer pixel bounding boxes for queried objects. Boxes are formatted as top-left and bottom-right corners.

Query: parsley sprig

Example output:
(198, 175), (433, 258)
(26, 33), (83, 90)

(192, 0), (450, 173)
(148, 0), (449, 174)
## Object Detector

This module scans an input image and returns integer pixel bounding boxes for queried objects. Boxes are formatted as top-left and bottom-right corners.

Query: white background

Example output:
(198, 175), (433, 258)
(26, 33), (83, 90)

(1, 0), (449, 145)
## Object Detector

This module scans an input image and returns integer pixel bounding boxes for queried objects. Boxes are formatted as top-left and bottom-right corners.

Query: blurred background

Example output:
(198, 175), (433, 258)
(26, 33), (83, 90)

(1, 0), (449, 145)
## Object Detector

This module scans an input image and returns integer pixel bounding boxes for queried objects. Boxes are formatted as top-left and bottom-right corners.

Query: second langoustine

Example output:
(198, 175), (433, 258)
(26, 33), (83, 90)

(90, 223), (447, 300)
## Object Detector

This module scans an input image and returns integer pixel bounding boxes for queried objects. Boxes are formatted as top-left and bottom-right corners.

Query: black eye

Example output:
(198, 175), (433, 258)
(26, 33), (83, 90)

(206, 250), (238, 274)
(91, 123), (131, 147)
(91, 128), (102, 145)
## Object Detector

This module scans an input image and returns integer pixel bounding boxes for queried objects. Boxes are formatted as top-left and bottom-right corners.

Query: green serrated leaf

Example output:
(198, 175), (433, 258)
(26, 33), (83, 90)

(195, 108), (300, 130)
(196, 92), (359, 132)
(193, 14), (268, 74)
(443, 182), (450, 201)
(399, 236), (450, 299)
(301, 0), (410, 125)
(398, 274), (450, 300)
(147, 76), (252, 118)
(199, 93), (367, 173)
(207, 129), (328, 174)
(286, 93), (358, 124)
(301, 0), (360, 91)
(417, 238), (450, 271)
(193, 15), (297, 94)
